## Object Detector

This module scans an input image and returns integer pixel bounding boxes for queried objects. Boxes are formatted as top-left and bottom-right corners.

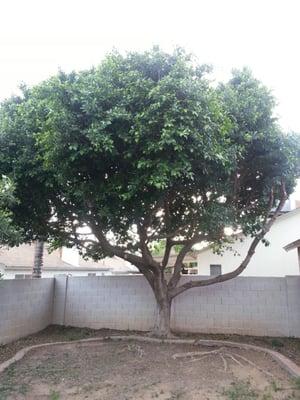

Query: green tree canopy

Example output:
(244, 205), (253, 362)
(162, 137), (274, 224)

(0, 176), (23, 246)
(0, 48), (299, 335)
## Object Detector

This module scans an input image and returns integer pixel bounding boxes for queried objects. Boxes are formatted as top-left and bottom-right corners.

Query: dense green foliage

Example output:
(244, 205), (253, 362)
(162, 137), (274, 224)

(0, 176), (23, 246)
(0, 48), (299, 260)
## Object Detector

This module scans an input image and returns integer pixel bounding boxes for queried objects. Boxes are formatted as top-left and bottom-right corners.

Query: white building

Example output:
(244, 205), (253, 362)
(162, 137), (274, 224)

(197, 207), (300, 277)
(0, 243), (138, 279)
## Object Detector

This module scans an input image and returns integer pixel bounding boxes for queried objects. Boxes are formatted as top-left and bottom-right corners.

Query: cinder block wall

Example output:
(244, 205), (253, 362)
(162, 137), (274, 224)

(52, 275), (300, 337)
(1, 275), (300, 345)
(173, 276), (291, 336)
(52, 276), (68, 325)
(286, 276), (300, 337)
(52, 275), (157, 330)
(0, 278), (54, 344)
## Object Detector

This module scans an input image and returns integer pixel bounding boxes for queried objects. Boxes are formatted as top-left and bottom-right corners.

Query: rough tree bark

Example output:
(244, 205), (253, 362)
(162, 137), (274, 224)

(152, 272), (172, 337)
(32, 240), (44, 278)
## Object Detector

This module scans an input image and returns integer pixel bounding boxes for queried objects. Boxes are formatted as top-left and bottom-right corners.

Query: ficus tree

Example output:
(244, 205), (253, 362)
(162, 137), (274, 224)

(0, 48), (299, 336)
(0, 176), (23, 280)
(0, 176), (23, 247)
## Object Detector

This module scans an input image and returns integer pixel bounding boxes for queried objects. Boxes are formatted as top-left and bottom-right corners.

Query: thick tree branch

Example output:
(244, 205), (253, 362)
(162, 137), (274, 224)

(161, 238), (172, 268)
(80, 211), (155, 287)
(137, 222), (160, 272)
(83, 198), (148, 265)
(169, 182), (287, 299)
(91, 218), (153, 266)
(168, 233), (205, 290)
(72, 238), (99, 247)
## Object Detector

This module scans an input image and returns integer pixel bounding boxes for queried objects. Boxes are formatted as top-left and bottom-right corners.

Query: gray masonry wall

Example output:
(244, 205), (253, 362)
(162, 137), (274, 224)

(1, 275), (300, 344)
(52, 275), (69, 326)
(52, 275), (300, 338)
(286, 276), (300, 337)
(52, 275), (157, 330)
(0, 278), (54, 344)
(172, 276), (291, 336)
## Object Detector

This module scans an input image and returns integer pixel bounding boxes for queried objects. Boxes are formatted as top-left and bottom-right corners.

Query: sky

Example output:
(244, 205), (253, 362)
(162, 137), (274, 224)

(0, 0), (299, 196)
(0, 0), (300, 132)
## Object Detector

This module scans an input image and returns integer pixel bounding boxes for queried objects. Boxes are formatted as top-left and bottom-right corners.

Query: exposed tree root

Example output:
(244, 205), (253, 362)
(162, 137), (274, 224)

(172, 349), (223, 360)
(220, 354), (228, 372)
(147, 331), (177, 339)
(172, 348), (275, 377)
(224, 353), (243, 367)
(185, 354), (211, 363)
(230, 351), (274, 378)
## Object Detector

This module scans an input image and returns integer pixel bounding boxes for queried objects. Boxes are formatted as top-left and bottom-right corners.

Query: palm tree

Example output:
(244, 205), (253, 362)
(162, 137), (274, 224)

(32, 240), (44, 278)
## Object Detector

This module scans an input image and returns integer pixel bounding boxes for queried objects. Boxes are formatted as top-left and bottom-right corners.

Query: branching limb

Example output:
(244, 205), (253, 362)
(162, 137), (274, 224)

(170, 182), (287, 298)
(77, 202), (156, 287)
(149, 224), (191, 242)
(168, 233), (205, 291)
(137, 222), (160, 270)
(89, 218), (157, 287)
(161, 238), (172, 269)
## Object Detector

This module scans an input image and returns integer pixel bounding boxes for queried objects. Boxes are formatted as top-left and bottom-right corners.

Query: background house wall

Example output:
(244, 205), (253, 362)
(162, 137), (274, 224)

(197, 209), (300, 277)
(0, 244), (66, 268)
(0, 243), (138, 279)
(78, 255), (138, 274)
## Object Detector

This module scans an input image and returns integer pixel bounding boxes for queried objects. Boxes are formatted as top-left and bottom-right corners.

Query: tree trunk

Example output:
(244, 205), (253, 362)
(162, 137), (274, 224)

(153, 297), (172, 337)
(151, 273), (172, 338)
(32, 240), (44, 278)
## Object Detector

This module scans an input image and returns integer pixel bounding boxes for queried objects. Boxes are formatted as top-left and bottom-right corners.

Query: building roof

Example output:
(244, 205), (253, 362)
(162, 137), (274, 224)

(3, 265), (111, 272)
(0, 243), (138, 274)
(284, 239), (300, 252)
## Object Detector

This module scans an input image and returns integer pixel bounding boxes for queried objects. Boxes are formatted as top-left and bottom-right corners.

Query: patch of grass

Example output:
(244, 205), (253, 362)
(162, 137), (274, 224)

(0, 365), (29, 399)
(19, 384), (29, 395)
(0, 383), (13, 400)
(223, 381), (258, 400)
(292, 377), (300, 390)
(270, 380), (282, 392)
(271, 339), (285, 348)
(261, 394), (272, 400)
(269, 378), (300, 393)
(52, 326), (94, 341)
(5, 365), (16, 378)
(168, 389), (184, 399)
(0, 379), (29, 400)
(49, 390), (60, 400)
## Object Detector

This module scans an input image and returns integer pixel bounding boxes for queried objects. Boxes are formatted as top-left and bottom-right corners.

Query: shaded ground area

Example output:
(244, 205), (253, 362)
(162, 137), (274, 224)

(1, 325), (300, 366)
(1, 339), (300, 399)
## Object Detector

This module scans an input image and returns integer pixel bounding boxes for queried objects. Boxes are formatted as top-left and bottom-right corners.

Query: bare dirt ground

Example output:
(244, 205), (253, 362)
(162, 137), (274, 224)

(1, 339), (300, 400)
(1, 326), (300, 367)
